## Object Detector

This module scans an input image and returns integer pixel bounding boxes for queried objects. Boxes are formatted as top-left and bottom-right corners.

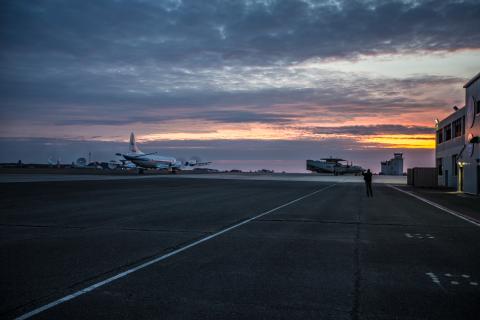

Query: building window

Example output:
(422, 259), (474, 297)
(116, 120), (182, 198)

(444, 124), (452, 141)
(453, 118), (462, 138)
(436, 158), (443, 176)
(452, 154), (457, 176)
(437, 130), (443, 144)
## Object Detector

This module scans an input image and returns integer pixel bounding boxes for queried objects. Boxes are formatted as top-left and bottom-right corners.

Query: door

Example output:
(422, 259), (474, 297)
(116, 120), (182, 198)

(445, 170), (448, 187)
(477, 166), (480, 195)
(458, 166), (464, 192)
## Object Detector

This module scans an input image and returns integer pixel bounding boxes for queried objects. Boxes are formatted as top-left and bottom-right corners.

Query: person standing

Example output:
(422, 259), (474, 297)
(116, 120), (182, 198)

(362, 169), (373, 197)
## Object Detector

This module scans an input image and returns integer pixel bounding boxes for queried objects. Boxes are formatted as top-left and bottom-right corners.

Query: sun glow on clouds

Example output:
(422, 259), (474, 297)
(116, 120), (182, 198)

(360, 135), (435, 149)
(137, 123), (435, 150)
(141, 124), (306, 141)
(3, 45), (474, 151)
(120, 50), (475, 150)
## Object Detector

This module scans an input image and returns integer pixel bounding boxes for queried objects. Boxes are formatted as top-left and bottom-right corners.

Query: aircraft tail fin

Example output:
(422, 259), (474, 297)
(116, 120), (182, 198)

(129, 132), (142, 153)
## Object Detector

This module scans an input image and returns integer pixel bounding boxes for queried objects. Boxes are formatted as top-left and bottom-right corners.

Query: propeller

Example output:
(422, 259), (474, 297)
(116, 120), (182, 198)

(177, 157), (186, 164)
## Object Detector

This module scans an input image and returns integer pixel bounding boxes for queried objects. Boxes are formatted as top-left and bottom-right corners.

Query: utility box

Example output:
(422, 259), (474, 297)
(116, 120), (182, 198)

(408, 167), (437, 187)
(407, 168), (413, 185)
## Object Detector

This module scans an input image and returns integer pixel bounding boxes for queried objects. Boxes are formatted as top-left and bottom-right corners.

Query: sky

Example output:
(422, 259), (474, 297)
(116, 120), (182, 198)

(1, 0), (480, 172)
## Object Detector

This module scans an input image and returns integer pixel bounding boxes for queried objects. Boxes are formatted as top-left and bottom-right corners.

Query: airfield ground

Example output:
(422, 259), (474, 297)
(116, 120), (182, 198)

(0, 169), (406, 184)
(1, 175), (479, 319)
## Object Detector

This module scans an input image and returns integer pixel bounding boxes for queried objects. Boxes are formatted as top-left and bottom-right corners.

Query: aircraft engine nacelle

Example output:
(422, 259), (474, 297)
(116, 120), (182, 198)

(185, 159), (197, 166)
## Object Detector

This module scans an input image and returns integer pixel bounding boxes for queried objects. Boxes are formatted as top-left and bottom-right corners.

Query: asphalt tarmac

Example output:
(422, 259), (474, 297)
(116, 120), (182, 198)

(1, 178), (479, 319)
(0, 172), (407, 184)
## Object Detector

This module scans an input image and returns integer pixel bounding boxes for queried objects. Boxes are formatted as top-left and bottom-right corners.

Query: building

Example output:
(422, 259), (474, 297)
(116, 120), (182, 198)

(458, 72), (480, 194)
(380, 153), (404, 175)
(436, 72), (480, 194)
(435, 106), (465, 189)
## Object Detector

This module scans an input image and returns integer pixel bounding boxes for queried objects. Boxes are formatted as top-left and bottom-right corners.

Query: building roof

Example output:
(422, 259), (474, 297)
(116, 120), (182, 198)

(320, 158), (346, 162)
(463, 72), (480, 88)
(438, 105), (466, 126)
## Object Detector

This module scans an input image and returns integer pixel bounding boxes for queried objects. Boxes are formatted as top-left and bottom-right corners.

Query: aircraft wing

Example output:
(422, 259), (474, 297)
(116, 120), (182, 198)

(116, 152), (157, 159)
(184, 158), (212, 167)
(193, 161), (212, 167)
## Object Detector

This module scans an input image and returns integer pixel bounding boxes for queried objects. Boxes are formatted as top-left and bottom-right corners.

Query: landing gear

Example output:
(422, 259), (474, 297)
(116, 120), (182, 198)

(138, 168), (145, 174)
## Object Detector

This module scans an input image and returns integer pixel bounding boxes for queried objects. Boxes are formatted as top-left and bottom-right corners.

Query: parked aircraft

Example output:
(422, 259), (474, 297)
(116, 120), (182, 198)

(306, 157), (363, 175)
(116, 132), (211, 173)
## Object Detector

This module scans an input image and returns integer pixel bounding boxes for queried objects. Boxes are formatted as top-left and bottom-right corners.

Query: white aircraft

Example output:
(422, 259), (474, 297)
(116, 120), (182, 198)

(306, 157), (363, 175)
(116, 132), (211, 173)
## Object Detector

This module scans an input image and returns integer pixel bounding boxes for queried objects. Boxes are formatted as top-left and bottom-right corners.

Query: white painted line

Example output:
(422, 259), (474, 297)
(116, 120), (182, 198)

(470, 282), (478, 286)
(14, 184), (336, 320)
(405, 233), (435, 239)
(426, 272), (446, 292)
(389, 185), (480, 228)
(426, 272), (440, 283)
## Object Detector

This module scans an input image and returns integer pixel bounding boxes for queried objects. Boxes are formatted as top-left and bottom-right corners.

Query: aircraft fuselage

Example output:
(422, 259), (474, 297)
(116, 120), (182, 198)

(122, 153), (180, 169)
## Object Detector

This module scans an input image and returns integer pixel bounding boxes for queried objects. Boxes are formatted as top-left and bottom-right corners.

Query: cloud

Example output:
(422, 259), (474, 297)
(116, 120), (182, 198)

(0, 0), (477, 166)
(0, 68), (464, 117)
(54, 110), (294, 126)
(1, 0), (479, 66)
(308, 124), (434, 136)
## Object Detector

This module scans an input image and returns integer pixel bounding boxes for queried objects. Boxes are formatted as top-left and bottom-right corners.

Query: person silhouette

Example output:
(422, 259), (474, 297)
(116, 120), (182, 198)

(362, 169), (373, 197)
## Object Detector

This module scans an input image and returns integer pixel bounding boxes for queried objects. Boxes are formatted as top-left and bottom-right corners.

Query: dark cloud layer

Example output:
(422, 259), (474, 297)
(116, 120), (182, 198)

(2, 0), (479, 65)
(0, 72), (465, 127)
(1, 0), (477, 128)
(55, 110), (294, 126)
(310, 124), (434, 136)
